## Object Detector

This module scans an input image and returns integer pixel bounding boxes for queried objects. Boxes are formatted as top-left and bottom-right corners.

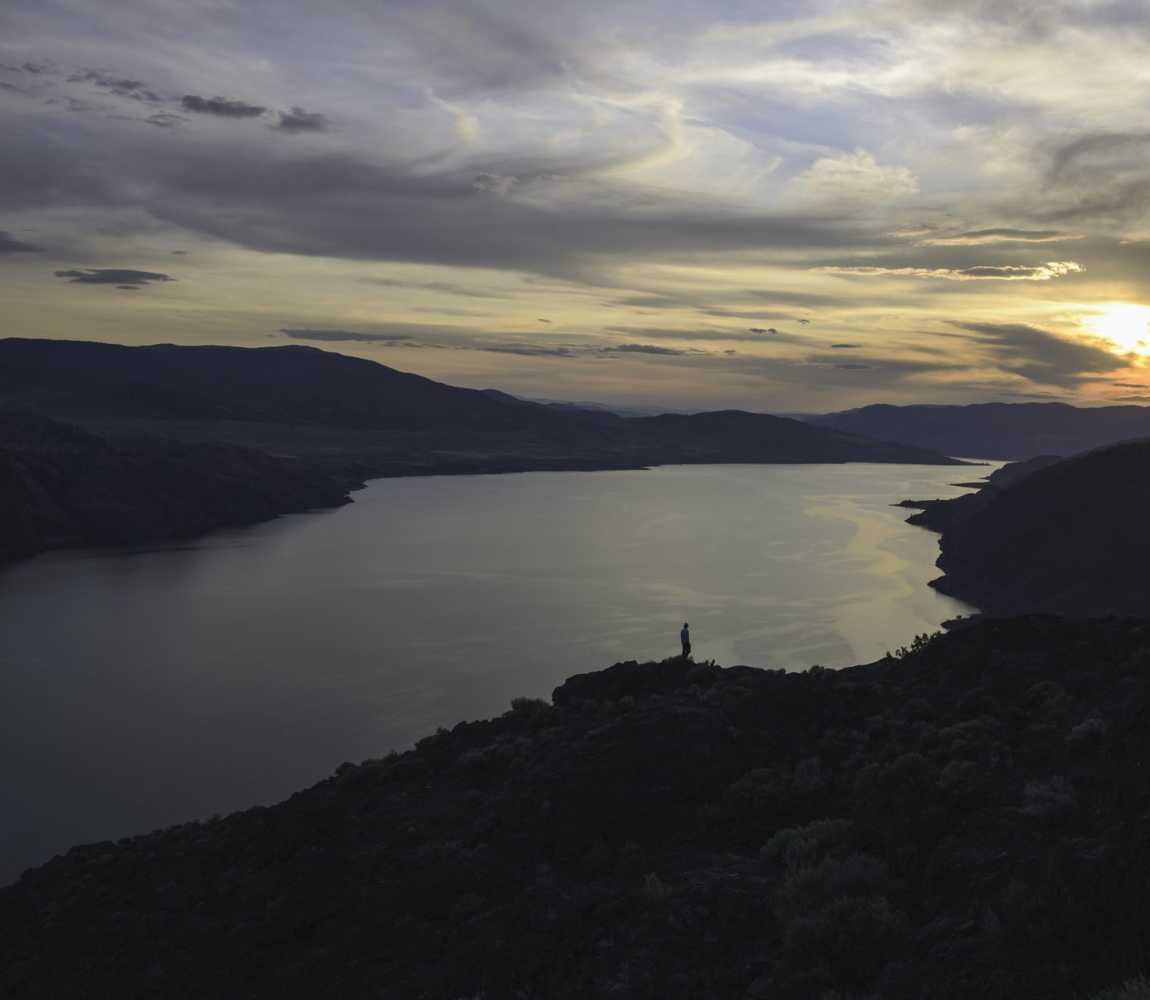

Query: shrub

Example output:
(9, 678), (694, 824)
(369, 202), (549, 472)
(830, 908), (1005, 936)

(1067, 716), (1108, 744)
(1091, 977), (1150, 1000)
(764, 819), (855, 869)
(1021, 775), (1076, 820)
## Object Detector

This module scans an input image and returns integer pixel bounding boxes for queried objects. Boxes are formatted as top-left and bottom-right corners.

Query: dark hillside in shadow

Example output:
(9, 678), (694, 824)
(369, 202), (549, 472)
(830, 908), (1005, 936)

(4, 618), (1150, 999)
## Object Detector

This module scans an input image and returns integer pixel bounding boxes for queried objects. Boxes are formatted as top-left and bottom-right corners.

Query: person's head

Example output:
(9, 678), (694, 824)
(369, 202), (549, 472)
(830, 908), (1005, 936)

(683, 622), (689, 628)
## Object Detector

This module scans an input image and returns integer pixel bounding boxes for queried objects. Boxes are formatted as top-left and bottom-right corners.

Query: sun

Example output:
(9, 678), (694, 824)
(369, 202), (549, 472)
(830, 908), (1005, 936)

(1084, 303), (1150, 357)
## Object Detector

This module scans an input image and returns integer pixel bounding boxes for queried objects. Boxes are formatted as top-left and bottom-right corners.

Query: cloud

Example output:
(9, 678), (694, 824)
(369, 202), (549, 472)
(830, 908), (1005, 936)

(69, 70), (161, 103)
(830, 343), (861, 348)
(53, 268), (173, 286)
(143, 113), (184, 129)
(1114, 395), (1150, 403)
(281, 327), (416, 343)
(275, 107), (328, 133)
(281, 324), (579, 357)
(819, 261), (1084, 281)
(362, 277), (506, 299)
(180, 95), (266, 118)
(917, 228), (1077, 246)
(477, 344), (576, 357)
(604, 325), (808, 345)
(788, 150), (918, 206)
(748, 327), (779, 335)
(601, 343), (690, 356)
(953, 321), (1127, 387)
(0, 230), (40, 254)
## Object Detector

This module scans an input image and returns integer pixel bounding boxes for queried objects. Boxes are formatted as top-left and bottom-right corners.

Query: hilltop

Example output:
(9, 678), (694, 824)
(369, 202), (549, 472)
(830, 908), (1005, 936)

(4, 618), (1150, 999)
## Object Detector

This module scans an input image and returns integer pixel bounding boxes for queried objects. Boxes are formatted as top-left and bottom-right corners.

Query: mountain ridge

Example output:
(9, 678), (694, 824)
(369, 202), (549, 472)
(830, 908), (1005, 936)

(0, 338), (962, 471)
(809, 401), (1150, 460)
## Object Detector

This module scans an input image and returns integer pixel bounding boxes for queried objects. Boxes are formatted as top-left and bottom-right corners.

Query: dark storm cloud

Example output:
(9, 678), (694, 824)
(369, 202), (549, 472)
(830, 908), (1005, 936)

(0, 230), (41, 253)
(180, 95), (267, 118)
(275, 107), (328, 132)
(953, 321), (1126, 387)
(54, 268), (173, 286)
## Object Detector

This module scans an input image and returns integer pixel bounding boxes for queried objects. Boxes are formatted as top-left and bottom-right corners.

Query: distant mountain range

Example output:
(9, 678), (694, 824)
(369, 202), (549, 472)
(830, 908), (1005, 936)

(809, 402), (1150, 460)
(902, 441), (1150, 617)
(0, 339), (959, 474)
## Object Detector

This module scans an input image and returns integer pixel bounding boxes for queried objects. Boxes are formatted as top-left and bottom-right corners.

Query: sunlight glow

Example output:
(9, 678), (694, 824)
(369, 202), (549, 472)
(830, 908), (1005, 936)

(1084, 304), (1150, 357)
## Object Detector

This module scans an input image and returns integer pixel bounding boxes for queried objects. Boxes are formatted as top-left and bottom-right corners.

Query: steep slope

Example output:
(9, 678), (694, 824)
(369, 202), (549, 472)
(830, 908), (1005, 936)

(810, 402), (1150, 460)
(903, 441), (1150, 616)
(0, 410), (362, 563)
(4, 619), (1150, 999)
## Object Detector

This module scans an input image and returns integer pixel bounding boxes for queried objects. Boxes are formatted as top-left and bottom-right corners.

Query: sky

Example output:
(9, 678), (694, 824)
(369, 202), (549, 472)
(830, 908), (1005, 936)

(3, 0), (1150, 412)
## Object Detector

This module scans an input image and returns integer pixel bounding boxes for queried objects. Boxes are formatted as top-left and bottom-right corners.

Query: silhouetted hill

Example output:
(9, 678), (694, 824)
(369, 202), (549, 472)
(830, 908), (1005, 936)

(626, 409), (954, 464)
(810, 402), (1150, 459)
(0, 410), (362, 563)
(903, 442), (1150, 616)
(4, 618), (1150, 998)
(0, 339), (960, 471)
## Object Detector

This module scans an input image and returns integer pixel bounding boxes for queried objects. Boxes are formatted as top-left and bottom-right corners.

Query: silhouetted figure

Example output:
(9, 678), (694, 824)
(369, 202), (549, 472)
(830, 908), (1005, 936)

(681, 622), (691, 660)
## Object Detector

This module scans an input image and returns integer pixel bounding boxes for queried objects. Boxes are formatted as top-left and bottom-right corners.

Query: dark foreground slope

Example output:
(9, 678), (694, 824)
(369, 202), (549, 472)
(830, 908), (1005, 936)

(0, 410), (361, 562)
(811, 402), (1150, 460)
(5, 618), (1150, 999)
(903, 441), (1150, 616)
(0, 339), (960, 471)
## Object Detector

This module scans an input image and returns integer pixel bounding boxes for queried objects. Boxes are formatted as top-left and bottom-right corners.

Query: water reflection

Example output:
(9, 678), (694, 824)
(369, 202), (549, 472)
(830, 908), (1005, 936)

(0, 463), (982, 883)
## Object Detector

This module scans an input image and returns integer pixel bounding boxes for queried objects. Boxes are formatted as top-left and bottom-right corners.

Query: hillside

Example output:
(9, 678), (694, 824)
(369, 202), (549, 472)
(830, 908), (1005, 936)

(0, 410), (362, 563)
(809, 402), (1150, 460)
(902, 441), (1150, 616)
(0, 339), (960, 471)
(4, 618), (1150, 998)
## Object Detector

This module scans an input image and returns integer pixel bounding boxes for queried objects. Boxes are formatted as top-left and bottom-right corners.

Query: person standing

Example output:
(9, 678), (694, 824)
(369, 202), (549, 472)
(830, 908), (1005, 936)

(680, 622), (691, 659)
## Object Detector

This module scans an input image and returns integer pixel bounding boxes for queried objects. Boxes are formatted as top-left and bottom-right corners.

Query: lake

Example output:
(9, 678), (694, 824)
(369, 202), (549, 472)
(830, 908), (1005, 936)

(0, 462), (981, 883)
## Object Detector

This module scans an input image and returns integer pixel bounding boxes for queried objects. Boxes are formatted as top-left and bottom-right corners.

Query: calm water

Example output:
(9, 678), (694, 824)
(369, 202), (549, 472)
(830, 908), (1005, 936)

(0, 463), (982, 883)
